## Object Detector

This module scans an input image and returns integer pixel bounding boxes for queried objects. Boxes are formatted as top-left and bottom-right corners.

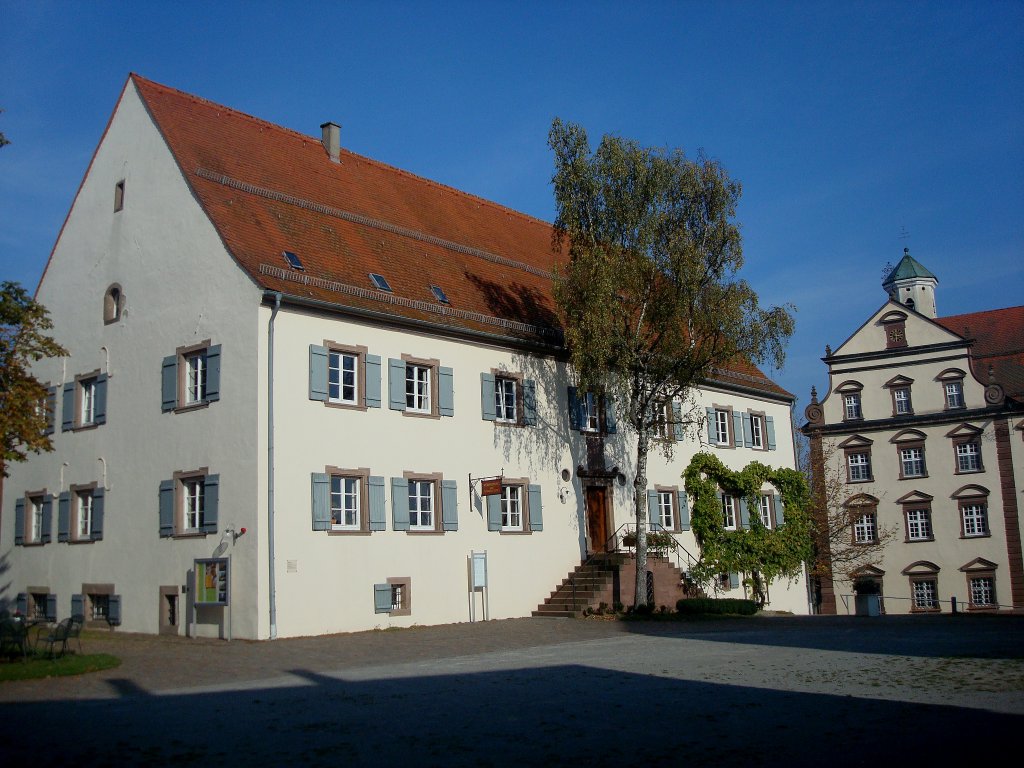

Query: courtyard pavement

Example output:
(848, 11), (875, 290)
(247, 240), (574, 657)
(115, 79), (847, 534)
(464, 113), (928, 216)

(1, 614), (1022, 766)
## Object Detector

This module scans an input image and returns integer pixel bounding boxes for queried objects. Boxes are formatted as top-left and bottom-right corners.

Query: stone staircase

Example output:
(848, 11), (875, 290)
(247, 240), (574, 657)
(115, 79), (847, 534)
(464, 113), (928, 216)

(532, 552), (701, 617)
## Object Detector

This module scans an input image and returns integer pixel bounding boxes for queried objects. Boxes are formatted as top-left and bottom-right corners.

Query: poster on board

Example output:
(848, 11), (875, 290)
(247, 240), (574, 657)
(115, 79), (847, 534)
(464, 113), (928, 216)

(195, 558), (229, 606)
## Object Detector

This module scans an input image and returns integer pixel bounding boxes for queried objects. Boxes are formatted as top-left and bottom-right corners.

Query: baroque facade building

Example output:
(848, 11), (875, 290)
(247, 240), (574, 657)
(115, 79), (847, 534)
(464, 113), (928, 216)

(3, 75), (808, 638)
(803, 249), (1024, 614)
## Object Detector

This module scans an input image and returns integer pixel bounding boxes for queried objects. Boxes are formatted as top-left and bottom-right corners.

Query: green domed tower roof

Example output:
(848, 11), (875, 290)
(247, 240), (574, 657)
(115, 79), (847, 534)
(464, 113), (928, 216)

(883, 248), (937, 289)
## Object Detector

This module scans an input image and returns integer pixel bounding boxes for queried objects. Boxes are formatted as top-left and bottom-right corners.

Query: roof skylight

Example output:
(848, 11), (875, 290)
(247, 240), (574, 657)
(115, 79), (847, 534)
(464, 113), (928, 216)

(282, 251), (304, 271)
(369, 273), (392, 292)
(430, 285), (450, 304)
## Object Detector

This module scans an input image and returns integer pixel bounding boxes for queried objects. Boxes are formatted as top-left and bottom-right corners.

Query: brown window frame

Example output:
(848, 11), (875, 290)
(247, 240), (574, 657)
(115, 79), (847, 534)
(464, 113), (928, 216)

(325, 466), (371, 535)
(68, 482), (99, 543)
(403, 471), (445, 534)
(402, 354), (441, 420)
(172, 467), (210, 537)
(654, 485), (682, 533)
(324, 341), (370, 411)
(492, 369), (526, 427)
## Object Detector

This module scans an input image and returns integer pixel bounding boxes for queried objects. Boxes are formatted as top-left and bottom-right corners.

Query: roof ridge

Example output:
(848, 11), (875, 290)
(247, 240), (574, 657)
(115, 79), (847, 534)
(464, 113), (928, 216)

(130, 73), (560, 236)
(940, 304), (1024, 321)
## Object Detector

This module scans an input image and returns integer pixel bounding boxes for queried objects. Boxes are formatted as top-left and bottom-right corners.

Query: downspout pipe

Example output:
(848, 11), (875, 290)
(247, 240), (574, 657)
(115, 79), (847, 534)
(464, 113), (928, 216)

(267, 291), (282, 639)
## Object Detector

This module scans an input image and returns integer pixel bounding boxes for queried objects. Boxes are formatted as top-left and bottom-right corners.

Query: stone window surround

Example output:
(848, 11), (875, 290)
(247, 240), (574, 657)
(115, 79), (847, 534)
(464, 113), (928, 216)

(892, 430), (928, 480)
(68, 481), (98, 544)
(845, 495), (879, 545)
(401, 353), (441, 420)
(654, 485), (682, 533)
(937, 368), (967, 410)
(72, 369), (103, 430)
(839, 435), (874, 484)
(491, 368), (526, 427)
(325, 466), (371, 535)
(386, 576), (412, 617)
(81, 582), (115, 628)
(953, 484), (991, 539)
(403, 470), (445, 534)
(323, 340), (369, 411)
(835, 380), (864, 422)
(712, 403), (735, 448)
(172, 467), (209, 537)
(902, 561), (941, 613)
(22, 489), (48, 546)
(959, 559), (998, 611)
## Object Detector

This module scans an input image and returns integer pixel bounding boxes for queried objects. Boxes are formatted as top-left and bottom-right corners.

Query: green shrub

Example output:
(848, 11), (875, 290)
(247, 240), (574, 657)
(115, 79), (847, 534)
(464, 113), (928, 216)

(621, 531), (677, 550)
(675, 597), (759, 616)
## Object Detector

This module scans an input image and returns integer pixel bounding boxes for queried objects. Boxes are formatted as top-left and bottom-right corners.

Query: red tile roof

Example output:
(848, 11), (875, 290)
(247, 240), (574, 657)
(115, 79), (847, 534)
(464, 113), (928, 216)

(935, 306), (1024, 399)
(131, 74), (790, 399)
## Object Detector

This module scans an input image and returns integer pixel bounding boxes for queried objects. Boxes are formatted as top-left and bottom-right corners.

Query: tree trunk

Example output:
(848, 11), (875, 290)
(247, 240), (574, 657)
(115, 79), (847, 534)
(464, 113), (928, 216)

(633, 429), (650, 607)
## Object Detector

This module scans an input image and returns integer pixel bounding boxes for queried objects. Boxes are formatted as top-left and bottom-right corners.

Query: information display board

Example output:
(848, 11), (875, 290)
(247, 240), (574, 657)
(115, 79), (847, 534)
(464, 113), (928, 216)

(195, 558), (229, 606)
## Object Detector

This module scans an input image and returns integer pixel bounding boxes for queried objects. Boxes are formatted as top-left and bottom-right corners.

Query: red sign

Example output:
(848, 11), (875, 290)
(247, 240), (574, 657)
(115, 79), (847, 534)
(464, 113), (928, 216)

(481, 478), (503, 497)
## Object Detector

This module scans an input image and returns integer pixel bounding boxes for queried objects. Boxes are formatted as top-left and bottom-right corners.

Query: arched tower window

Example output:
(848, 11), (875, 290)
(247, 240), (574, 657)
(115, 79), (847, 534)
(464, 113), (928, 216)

(103, 284), (123, 325)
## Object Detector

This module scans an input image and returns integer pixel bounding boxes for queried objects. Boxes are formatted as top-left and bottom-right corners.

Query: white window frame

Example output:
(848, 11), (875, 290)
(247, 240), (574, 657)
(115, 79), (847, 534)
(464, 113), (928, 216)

(894, 387), (912, 415)
(658, 490), (675, 531)
(945, 381), (965, 409)
(969, 577), (994, 608)
(501, 485), (523, 531)
(408, 479), (434, 530)
(80, 377), (97, 425)
(76, 490), (93, 539)
(750, 414), (764, 449)
(912, 579), (938, 610)
(29, 495), (44, 543)
(406, 364), (431, 414)
(853, 511), (877, 544)
(844, 393), (862, 420)
(961, 503), (988, 537)
(905, 507), (932, 541)
(329, 350), (359, 405)
(722, 495), (737, 530)
(495, 377), (517, 423)
(848, 452), (871, 482)
(956, 441), (981, 472)
(715, 409), (730, 445)
(330, 475), (361, 530)
(183, 477), (205, 532)
(758, 495), (772, 528)
(582, 391), (600, 432)
(185, 351), (207, 405)
(900, 447), (925, 477)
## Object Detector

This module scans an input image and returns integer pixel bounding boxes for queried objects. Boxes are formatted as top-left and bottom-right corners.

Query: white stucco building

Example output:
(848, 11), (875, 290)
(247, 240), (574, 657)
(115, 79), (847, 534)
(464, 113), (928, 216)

(2, 75), (808, 639)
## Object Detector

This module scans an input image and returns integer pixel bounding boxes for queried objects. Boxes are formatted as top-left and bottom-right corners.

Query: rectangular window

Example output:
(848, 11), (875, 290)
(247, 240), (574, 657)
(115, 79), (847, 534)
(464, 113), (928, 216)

(659, 491), (675, 531)
(912, 579), (939, 611)
(501, 486), (523, 531)
(30, 592), (49, 619)
(848, 452), (872, 482)
(945, 381), (964, 409)
(844, 393), (862, 420)
(90, 593), (110, 621)
(406, 364), (431, 413)
(894, 388), (912, 415)
(114, 180), (125, 212)
(900, 447), (925, 477)
(391, 584), (405, 611)
(969, 577), (994, 608)
(582, 391), (600, 432)
(76, 491), (93, 539)
(185, 351), (207, 405)
(330, 475), (360, 530)
(653, 403), (670, 439)
(956, 441), (981, 472)
(905, 507), (932, 541)
(80, 377), (97, 425)
(722, 495), (738, 530)
(853, 511), (877, 544)
(757, 495), (773, 528)
(750, 415), (764, 449)
(961, 503), (988, 537)
(408, 479), (434, 529)
(715, 410), (730, 445)
(329, 351), (359, 405)
(495, 377), (517, 423)
(183, 478), (205, 531)
(163, 343), (220, 412)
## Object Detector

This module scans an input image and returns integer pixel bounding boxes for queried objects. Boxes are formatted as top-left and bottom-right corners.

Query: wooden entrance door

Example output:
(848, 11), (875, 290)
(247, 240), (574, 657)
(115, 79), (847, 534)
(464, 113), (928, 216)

(586, 485), (609, 553)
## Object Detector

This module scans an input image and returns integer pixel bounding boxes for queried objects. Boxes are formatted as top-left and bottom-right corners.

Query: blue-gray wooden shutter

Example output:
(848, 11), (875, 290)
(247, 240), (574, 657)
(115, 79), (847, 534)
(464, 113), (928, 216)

(732, 412), (743, 447)
(159, 479), (174, 537)
(742, 413), (753, 448)
(729, 572), (740, 589)
(647, 489), (660, 530)
(14, 499), (25, 545)
(202, 474), (219, 534)
(523, 380), (537, 426)
(45, 385), (57, 435)
(672, 401), (684, 442)
(706, 407), (717, 444)
(91, 488), (105, 540)
(368, 475), (386, 531)
(441, 479), (458, 531)
(41, 494), (53, 543)
(161, 355), (178, 412)
(567, 387), (581, 430)
(391, 477), (410, 530)
(679, 491), (691, 531)
(439, 366), (455, 417)
(71, 594), (84, 619)
(94, 374), (108, 424)
(739, 498), (750, 529)
(205, 345), (222, 402)
(374, 583), (392, 613)
(309, 345), (329, 402)
(774, 493), (785, 527)
(528, 484), (543, 531)
(480, 373), (496, 421)
(766, 416), (777, 450)
(45, 594), (57, 621)
(604, 395), (617, 434)
(311, 473), (330, 531)
(62, 381), (75, 431)
(486, 492), (501, 531)
(108, 595), (122, 626)
(58, 492), (71, 542)
(388, 358), (406, 410)
(365, 354), (382, 408)
(16, 593), (28, 615)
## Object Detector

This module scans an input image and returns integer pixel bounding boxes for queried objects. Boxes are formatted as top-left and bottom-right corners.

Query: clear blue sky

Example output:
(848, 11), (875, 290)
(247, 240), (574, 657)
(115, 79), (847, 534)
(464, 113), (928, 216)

(2, 2), (1022, 406)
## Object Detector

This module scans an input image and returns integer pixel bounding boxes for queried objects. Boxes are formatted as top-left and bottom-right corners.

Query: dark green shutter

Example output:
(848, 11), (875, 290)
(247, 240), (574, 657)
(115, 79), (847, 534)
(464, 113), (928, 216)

(486, 492), (501, 531)
(58, 492), (70, 542)
(92, 488), (105, 540)
(391, 477), (409, 530)
(706, 408), (717, 444)
(311, 473), (330, 531)
(14, 499), (25, 545)
(206, 345), (222, 402)
(604, 395), (617, 434)
(523, 380), (537, 426)
(161, 355), (178, 412)
(480, 373), (496, 421)
(365, 354), (382, 408)
(439, 367), (454, 417)
(368, 476), (386, 531)
(647, 490), (660, 530)
(94, 374), (108, 425)
(159, 479), (174, 537)
(441, 479), (458, 531)
(202, 475), (219, 534)
(108, 595), (122, 626)
(388, 359), (406, 410)
(528, 484), (543, 531)
(62, 382), (75, 431)
(766, 416), (777, 450)
(71, 594), (84, 619)
(774, 493), (785, 527)
(41, 494), (53, 543)
(374, 584), (392, 613)
(567, 387), (580, 430)
(309, 345), (328, 401)
(679, 492), (691, 531)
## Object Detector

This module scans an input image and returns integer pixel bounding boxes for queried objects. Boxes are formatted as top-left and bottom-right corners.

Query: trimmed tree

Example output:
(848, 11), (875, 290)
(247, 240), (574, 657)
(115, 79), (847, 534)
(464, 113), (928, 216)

(548, 119), (795, 606)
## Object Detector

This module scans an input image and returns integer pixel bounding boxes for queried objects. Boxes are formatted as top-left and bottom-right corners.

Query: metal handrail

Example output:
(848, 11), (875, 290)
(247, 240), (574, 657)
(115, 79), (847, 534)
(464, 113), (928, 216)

(838, 593), (1014, 615)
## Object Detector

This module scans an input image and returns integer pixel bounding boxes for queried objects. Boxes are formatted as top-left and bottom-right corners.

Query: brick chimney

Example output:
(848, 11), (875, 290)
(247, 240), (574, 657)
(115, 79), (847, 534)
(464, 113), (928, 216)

(321, 122), (341, 163)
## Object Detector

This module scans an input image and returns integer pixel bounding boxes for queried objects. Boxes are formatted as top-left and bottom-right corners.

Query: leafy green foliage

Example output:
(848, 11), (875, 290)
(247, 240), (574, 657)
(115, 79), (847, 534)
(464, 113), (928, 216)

(548, 119), (795, 606)
(0, 281), (66, 475)
(675, 597), (759, 615)
(684, 452), (813, 605)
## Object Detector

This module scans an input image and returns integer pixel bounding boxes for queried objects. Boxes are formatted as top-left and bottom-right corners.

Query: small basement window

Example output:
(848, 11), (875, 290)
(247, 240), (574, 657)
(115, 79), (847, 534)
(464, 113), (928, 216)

(430, 285), (450, 304)
(282, 251), (304, 271)
(370, 273), (392, 292)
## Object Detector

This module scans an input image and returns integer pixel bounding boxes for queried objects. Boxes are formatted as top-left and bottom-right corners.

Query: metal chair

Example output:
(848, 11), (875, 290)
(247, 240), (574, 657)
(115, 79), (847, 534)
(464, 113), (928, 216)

(39, 617), (73, 659)
(67, 614), (85, 654)
(0, 618), (29, 660)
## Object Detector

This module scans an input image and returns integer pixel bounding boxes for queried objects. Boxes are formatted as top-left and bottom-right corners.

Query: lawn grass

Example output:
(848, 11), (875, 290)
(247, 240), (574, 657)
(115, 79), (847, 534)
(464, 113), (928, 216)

(0, 653), (121, 682)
